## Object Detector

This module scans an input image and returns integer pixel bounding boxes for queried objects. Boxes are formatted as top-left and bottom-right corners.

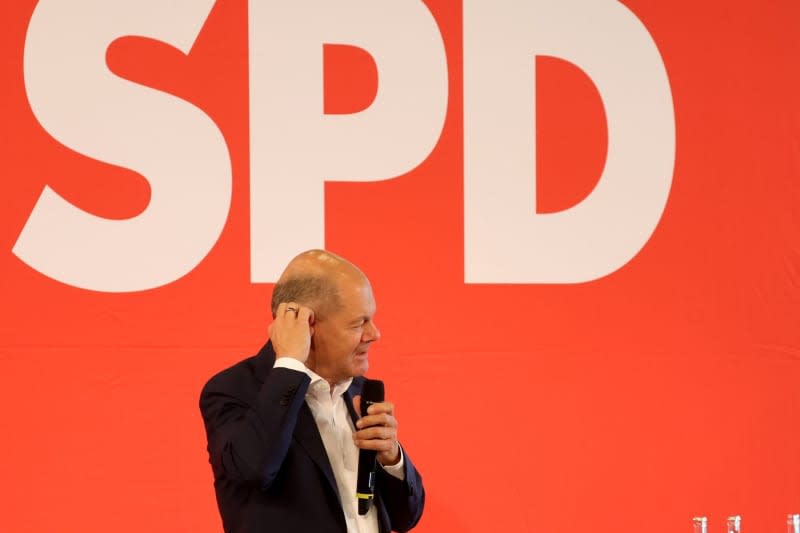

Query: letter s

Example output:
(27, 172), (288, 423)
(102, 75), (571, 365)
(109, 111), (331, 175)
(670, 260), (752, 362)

(16, 0), (231, 292)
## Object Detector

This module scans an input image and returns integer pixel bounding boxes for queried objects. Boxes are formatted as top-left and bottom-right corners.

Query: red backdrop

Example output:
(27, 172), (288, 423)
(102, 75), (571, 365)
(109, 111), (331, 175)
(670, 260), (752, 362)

(1, 1), (799, 532)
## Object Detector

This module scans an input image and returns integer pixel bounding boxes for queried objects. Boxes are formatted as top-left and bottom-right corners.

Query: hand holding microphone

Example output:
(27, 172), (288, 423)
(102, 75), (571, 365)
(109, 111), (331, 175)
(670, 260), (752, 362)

(353, 380), (400, 514)
(353, 388), (400, 466)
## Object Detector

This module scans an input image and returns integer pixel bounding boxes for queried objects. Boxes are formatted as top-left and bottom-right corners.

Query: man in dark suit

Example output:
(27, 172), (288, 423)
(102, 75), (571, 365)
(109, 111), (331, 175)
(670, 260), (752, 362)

(200, 250), (425, 533)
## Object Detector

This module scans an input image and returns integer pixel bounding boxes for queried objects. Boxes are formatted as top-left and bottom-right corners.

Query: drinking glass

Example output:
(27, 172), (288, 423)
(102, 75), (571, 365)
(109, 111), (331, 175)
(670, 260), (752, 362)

(788, 514), (800, 533)
(693, 516), (708, 533)
(726, 515), (741, 533)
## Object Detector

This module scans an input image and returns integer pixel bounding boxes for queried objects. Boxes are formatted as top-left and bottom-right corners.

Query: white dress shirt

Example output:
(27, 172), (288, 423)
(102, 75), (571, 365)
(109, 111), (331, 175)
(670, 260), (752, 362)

(274, 357), (405, 533)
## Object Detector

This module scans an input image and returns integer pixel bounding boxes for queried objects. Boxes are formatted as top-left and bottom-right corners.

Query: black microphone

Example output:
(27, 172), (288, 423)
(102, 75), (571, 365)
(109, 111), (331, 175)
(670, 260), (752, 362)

(356, 378), (384, 515)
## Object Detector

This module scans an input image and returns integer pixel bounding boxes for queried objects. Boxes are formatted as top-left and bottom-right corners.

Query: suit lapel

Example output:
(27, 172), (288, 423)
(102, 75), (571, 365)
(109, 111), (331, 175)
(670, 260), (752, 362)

(343, 390), (359, 425)
(344, 377), (364, 423)
(254, 339), (335, 492)
(292, 401), (340, 500)
(291, 385), (371, 517)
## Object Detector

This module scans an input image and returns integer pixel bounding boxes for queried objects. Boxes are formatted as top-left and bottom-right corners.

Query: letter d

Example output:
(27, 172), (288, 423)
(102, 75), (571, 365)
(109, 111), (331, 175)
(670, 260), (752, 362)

(464, 1), (675, 283)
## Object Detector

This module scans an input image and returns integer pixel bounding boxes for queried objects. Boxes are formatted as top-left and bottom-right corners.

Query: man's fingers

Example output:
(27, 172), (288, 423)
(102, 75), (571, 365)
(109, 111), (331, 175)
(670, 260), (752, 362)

(281, 301), (300, 318)
(274, 301), (297, 321)
(354, 438), (396, 452)
(355, 426), (395, 441)
(275, 302), (314, 324)
(365, 401), (394, 416)
(274, 301), (289, 317)
(356, 413), (396, 429)
(352, 399), (401, 465)
(297, 306), (314, 324)
(271, 302), (314, 362)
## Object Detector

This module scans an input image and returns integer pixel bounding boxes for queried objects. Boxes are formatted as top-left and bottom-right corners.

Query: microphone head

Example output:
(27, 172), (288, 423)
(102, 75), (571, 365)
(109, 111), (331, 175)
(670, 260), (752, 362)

(361, 379), (384, 402)
(360, 379), (384, 416)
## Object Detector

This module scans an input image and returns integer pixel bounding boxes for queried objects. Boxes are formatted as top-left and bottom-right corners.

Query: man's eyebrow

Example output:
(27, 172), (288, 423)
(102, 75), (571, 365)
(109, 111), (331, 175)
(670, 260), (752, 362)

(347, 316), (368, 325)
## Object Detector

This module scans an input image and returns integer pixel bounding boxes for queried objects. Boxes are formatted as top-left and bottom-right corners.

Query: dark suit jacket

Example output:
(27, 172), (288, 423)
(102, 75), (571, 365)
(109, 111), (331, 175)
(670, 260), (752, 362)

(199, 341), (425, 533)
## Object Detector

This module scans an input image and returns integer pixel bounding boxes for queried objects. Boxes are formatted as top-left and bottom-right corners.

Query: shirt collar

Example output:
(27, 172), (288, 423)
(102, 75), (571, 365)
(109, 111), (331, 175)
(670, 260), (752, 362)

(305, 367), (354, 400)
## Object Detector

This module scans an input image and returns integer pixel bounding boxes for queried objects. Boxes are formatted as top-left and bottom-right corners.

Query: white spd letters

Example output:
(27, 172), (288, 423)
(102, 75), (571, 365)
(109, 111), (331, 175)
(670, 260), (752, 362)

(463, 0), (675, 283)
(248, 0), (448, 281)
(16, 0), (231, 292)
(15, 1), (674, 290)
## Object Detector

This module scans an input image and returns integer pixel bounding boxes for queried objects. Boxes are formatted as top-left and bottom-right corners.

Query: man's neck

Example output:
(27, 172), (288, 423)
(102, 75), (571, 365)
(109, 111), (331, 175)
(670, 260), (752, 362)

(305, 362), (348, 395)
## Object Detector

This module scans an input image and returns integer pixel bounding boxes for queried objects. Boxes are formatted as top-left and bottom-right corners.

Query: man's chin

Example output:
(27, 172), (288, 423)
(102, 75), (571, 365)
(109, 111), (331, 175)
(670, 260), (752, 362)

(351, 354), (369, 376)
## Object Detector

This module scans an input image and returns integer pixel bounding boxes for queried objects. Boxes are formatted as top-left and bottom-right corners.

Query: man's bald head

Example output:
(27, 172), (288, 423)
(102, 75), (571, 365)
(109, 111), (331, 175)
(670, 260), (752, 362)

(270, 250), (367, 319)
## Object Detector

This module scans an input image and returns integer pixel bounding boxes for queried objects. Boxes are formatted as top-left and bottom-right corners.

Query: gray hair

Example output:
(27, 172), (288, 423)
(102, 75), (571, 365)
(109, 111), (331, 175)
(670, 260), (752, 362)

(270, 275), (341, 318)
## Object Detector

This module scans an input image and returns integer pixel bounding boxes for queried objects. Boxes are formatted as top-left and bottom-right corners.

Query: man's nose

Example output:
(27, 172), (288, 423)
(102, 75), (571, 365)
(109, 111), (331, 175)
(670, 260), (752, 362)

(364, 321), (381, 343)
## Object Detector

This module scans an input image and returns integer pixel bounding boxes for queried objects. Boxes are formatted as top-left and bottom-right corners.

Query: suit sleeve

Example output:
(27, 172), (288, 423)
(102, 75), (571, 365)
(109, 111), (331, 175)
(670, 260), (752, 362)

(199, 366), (311, 489)
(376, 447), (426, 532)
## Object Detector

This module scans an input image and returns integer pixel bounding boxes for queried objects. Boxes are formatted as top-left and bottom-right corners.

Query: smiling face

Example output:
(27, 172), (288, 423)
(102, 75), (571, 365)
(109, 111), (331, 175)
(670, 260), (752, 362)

(307, 271), (381, 385)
